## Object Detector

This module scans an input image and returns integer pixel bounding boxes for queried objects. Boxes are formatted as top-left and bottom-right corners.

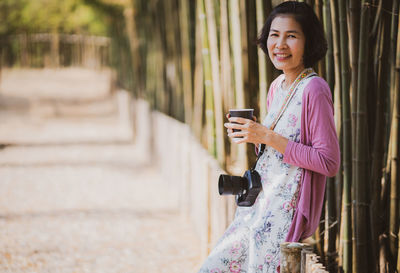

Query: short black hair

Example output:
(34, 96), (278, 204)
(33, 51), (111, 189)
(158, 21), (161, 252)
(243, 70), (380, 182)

(256, 1), (327, 68)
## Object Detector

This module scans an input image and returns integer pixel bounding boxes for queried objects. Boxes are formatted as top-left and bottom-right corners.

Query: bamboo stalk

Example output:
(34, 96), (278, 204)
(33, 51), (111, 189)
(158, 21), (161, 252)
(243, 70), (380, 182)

(370, 18), (384, 273)
(370, 0), (392, 270)
(199, 0), (216, 156)
(355, 1), (372, 272)
(173, 0), (184, 121)
(348, 1), (361, 271)
(392, 3), (400, 269)
(322, 0), (340, 220)
(243, 0), (259, 164)
(179, 0), (193, 126)
(164, 0), (184, 120)
(327, 1), (341, 269)
(219, 0), (234, 170)
(322, 0), (341, 270)
(124, 5), (140, 98)
(382, 10), (399, 258)
(220, 0), (233, 114)
(204, 0), (225, 165)
(337, 0), (352, 271)
(384, 2), (399, 271)
(229, 0), (245, 108)
(154, 0), (169, 113)
(192, 0), (205, 141)
(256, 0), (268, 121)
(229, 0), (247, 173)
(329, 0), (342, 139)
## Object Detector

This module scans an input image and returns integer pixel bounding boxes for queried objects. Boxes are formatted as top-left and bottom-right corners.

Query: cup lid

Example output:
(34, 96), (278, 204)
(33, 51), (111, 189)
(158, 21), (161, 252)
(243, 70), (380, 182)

(229, 108), (254, 111)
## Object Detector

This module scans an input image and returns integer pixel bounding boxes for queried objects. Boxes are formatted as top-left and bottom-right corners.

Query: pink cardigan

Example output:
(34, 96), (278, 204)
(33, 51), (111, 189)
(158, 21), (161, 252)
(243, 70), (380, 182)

(266, 74), (340, 242)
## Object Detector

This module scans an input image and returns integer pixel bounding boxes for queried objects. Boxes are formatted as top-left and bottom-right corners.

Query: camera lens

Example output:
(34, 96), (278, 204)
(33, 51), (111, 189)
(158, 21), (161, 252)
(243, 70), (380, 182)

(218, 174), (247, 195)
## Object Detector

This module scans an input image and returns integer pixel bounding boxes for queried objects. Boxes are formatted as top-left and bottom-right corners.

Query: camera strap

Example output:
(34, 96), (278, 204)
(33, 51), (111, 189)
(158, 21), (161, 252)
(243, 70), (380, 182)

(251, 68), (317, 171)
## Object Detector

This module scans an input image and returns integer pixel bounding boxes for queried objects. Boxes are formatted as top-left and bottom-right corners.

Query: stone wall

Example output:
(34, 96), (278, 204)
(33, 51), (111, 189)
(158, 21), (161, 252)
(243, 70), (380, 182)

(132, 99), (237, 259)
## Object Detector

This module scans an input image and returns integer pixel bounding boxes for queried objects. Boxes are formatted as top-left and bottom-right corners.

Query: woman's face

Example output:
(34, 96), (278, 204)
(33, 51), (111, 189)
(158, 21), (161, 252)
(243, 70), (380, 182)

(267, 15), (305, 73)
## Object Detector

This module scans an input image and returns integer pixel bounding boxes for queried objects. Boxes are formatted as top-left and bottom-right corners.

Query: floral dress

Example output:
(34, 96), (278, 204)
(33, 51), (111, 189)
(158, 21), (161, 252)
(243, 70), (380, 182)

(198, 75), (315, 273)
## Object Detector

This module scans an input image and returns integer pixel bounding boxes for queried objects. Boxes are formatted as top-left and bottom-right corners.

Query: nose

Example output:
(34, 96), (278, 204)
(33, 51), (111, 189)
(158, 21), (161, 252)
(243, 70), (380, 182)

(276, 36), (287, 48)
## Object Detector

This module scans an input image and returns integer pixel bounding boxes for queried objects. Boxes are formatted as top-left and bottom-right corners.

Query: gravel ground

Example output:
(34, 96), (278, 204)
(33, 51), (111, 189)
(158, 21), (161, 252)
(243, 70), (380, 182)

(0, 68), (201, 273)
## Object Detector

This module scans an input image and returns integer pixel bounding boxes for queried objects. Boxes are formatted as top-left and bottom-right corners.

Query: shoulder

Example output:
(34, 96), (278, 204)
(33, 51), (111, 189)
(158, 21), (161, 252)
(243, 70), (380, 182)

(303, 76), (332, 102)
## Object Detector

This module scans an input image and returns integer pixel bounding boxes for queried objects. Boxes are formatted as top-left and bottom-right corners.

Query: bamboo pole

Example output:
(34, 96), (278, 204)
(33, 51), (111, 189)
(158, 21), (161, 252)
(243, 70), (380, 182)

(329, 0), (342, 140)
(163, 0), (183, 120)
(220, 0), (233, 114)
(124, 4), (141, 98)
(239, 0), (249, 107)
(355, 1), (372, 272)
(370, 1), (392, 271)
(256, 0), (268, 121)
(338, 0), (352, 271)
(219, 0), (235, 171)
(192, 0), (205, 141)
(392, 3), (400, 268)
(389, 0), (400, 124)
(199, 0), (216, 156)
(381, 3), (399, 268)
(383, 2), (399, 271)
(50, 30), (59, 68)
(204, 0), (225, 166)
(348, 1), (360, 271)
(153, 0), (168, 113)
(327, 1), (341, 269)
(229, 0), (245, 109)
(323, 1), (342, 270)
(229, 0), (247, 173)
(179, 0), (193, 126)
(322, 0), (340, 218)
(243, 0), (259, 164)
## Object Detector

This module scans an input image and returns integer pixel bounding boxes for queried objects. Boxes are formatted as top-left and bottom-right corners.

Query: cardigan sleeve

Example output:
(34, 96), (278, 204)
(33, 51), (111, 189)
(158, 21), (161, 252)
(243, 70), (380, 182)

(283, 78), (340, 177)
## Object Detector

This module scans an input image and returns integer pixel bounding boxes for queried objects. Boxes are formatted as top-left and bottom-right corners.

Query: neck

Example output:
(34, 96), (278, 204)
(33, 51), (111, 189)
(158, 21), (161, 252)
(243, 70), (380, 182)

(282, 66), (306, 89)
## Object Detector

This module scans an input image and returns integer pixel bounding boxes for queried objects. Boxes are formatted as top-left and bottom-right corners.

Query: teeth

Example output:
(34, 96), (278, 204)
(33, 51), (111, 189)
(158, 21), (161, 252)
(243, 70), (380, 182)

(276, 54), (289, 57)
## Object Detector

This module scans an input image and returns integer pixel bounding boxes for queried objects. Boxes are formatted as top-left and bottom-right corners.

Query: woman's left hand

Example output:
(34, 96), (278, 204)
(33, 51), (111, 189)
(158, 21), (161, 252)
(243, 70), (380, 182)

(224, 117), (271, 145)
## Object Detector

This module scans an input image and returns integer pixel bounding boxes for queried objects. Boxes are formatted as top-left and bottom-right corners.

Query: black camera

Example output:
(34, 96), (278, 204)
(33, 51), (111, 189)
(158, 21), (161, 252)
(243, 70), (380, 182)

(218, 169), (262, 207)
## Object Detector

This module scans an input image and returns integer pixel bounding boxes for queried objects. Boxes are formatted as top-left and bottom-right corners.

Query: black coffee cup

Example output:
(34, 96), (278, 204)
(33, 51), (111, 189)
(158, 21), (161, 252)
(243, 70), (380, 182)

(229, 109), (254, 137)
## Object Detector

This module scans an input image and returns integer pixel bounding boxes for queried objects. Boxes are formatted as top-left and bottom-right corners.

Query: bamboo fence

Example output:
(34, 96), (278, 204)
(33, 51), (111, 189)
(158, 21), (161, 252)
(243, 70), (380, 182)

(123, 1), (400, 272)
(2, 0), (400, 272)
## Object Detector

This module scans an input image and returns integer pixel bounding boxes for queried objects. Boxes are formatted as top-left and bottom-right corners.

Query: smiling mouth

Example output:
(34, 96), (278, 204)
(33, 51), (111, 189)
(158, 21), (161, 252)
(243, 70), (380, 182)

(274, 53), (291, 60)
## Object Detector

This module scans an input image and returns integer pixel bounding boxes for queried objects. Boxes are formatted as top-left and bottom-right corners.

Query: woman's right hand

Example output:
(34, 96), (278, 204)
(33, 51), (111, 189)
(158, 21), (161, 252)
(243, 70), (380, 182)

(225, 113), (257, 136)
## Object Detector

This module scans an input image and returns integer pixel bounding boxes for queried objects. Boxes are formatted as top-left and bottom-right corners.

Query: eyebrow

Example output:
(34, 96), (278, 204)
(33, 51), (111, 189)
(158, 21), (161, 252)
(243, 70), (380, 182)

(270, 29), (300, 34)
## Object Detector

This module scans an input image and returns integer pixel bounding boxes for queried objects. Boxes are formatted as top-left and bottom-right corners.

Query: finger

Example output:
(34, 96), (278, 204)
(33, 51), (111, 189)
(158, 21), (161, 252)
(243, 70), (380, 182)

(226, 128), (233, 134)
(233, 137), (248, 144)
(226, 113), (231, 119)
(252, 115), (257, 121)
(228, 131), (247, 138)
(224, 122), (245, 130)
(228, 117), (251, 124)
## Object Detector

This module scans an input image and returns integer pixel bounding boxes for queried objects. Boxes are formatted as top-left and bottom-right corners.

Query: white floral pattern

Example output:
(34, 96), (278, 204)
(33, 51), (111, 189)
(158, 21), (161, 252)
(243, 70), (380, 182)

(198, 76), (315, 273)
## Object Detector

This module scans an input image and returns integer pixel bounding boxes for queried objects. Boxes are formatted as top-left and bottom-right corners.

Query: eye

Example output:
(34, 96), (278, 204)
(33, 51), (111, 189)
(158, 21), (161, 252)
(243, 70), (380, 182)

(288, 34), (296, 38)
(269, 33), (278, 37)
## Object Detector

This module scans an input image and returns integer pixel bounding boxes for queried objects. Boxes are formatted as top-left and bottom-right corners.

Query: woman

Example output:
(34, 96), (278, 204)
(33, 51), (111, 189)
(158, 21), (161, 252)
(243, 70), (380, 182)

(198, 1), (340, 273)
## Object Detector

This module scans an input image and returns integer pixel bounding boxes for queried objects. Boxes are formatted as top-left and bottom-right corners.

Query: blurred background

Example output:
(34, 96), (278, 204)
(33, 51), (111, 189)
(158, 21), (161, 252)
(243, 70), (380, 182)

(0, 0), (399, 272)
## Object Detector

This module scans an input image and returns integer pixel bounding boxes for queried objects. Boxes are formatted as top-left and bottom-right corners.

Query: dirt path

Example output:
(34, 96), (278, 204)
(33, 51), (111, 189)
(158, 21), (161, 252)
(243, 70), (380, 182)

(0, 68), (201, 273)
